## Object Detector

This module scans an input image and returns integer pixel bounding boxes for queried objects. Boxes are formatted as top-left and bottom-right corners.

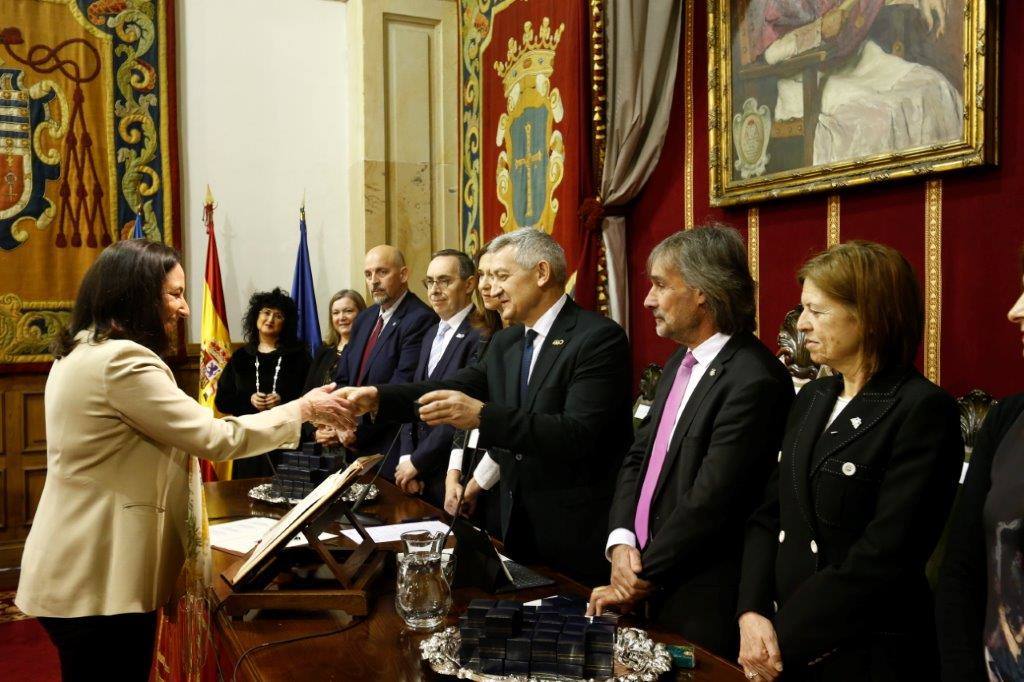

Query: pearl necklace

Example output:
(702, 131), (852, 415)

(255, 354), (282, 395)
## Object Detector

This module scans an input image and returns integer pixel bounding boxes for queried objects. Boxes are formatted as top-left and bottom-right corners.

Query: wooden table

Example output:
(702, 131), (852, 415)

(205, 478), (746, 682)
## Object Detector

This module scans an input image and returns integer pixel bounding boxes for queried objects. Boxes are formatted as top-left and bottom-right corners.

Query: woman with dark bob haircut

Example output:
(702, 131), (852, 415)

(937, 247), (1024, 681)
(15, 240), (353, 680)
(736, 241), (964, 681)
(215, 287), (311, 477)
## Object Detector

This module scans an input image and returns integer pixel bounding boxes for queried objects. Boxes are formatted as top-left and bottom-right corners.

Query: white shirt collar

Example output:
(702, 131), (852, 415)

(440, 303), (473, 333)
(379, 289), (409, 323)
(688, 331), (731, 366)
(526, 294), (568, 340)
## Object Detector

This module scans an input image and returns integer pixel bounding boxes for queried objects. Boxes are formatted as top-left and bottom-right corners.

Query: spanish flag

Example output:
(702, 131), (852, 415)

(197, 186), (233, 481)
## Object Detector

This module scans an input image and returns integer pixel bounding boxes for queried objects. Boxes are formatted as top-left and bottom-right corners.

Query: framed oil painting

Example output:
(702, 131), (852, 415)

(708, 0), (998, 206)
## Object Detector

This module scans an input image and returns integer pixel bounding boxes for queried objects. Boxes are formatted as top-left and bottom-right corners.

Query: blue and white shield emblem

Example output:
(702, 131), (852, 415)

(509, 105), (548, 227)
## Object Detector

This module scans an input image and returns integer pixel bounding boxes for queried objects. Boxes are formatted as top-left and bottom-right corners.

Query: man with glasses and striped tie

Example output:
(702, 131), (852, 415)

(393, 249), (484, 507)
(589, 225), (794, 662)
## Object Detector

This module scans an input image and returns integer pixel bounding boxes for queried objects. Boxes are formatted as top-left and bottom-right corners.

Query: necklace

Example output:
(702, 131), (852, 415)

(255, 354), (283, 395)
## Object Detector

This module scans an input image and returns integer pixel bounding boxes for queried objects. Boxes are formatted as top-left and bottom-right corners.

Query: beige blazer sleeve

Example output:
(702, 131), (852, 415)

(106, 342), (303, 460)
(16, 339), (308, 618)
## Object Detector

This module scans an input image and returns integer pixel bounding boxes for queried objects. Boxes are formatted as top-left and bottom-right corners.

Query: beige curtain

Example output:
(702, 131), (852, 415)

(599, 0), (682, 330)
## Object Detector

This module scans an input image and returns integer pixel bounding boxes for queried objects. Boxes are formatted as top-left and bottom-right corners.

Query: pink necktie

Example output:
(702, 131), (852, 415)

(634, 351), (698, 549)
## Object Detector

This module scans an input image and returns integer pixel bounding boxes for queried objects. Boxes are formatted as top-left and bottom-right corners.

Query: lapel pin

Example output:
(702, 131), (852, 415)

(456, 333), (465, 338)
(551, 339), (565, 346)
(850, 417), (862, 429)
(709, 368), (717, 377)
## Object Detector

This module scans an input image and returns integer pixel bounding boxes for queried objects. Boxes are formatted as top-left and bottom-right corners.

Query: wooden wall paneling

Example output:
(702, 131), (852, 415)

(347, 0), (460, 289)
(0, 373), (48, 577)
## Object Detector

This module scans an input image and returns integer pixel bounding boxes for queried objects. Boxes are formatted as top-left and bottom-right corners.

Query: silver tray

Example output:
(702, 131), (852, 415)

(420, 626), (672, 681)
(247, 482), (379, 507)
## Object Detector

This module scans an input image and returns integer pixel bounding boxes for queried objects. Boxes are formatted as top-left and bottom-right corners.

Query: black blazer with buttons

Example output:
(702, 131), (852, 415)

(738, 366), (963, 680)
(376, 297), (633, 582)
(607, 332), (794, 658)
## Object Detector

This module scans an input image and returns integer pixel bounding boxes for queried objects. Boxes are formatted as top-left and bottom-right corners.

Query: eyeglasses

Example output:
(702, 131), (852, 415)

(422, 277), (458, 291)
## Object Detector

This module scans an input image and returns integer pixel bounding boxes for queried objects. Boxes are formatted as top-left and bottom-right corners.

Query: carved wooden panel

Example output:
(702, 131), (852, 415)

(22, 392), (46, 454)
(0, 469), (6, 531)
(0, 372), (49, 572)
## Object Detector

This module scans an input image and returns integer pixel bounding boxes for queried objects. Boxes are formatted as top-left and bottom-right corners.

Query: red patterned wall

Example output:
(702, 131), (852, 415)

(626, 2), (1023, 400)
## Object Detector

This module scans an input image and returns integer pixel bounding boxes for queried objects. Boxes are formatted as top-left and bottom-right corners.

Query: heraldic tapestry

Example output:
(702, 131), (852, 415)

(460, 0), (590, 278)
(0, 0), (179, 364)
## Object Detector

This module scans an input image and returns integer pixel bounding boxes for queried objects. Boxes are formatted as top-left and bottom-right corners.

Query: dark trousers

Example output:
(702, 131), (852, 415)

(38, 611), (158, 681)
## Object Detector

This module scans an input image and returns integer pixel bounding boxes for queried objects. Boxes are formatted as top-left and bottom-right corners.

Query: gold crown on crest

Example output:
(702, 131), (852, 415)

(494, 18), (565, 91)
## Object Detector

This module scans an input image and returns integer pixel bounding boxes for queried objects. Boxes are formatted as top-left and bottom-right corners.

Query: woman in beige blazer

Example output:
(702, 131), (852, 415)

(15, 240), (354, 680)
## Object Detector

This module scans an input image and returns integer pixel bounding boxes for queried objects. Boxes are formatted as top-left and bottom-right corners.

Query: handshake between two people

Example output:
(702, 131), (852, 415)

(304, 385), (487, 449)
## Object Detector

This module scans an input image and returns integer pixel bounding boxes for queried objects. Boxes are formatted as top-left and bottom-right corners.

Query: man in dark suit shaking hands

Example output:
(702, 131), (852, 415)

(330, 245), (437, 472)
(588, 225), (794, 659)
(341, 228), (633, 583)
(394, 249), (484, 507)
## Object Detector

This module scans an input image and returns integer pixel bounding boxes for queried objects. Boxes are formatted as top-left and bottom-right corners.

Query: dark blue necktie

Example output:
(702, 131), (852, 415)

(519, 329), (539, 406)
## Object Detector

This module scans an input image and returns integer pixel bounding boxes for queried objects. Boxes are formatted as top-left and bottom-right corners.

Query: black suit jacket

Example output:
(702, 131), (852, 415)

(739, 367), (963, 680)
(334, 291), (437, 462)
(377, 297), (633, 582)
(936, 393), (1024, 681)
(608, 333), (794, 658)
(398, 311), (483, 504)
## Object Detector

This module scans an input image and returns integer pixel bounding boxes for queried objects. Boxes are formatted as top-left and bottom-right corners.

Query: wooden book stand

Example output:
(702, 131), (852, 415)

(213, 457), (387, 617)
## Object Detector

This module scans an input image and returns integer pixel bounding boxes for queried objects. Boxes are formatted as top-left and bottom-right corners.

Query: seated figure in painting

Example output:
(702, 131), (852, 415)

(739, 0), (963, 166)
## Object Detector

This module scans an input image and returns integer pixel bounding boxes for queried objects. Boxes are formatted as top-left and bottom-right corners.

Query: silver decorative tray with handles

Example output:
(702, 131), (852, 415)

(420, 626), (672, 682)
(247, 482), (379, 506)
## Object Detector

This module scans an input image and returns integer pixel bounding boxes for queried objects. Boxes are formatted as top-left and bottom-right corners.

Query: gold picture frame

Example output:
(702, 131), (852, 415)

(708, 0), (998, 207)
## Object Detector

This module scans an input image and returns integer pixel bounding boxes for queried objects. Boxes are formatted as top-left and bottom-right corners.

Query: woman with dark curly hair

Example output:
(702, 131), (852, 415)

(216, 287), (311, 477)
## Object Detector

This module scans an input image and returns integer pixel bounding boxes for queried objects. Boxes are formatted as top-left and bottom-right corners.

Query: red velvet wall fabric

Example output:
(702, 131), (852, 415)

(626, 3), (1023, 400)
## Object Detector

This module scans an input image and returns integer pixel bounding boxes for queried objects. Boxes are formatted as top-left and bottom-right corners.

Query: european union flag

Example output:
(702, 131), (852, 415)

(131, 212), (145, 239)
(291, 205), (321, 353)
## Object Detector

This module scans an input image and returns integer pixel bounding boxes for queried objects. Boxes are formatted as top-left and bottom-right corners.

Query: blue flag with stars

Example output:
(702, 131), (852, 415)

(291, 205), (321, 353)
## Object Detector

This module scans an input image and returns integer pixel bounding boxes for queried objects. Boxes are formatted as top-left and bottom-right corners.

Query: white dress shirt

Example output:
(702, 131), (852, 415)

(445, 294), (570, 490)
(525, 294), (568, 381)
(606, 332), (732, 557)
(400, 304), (474, 466)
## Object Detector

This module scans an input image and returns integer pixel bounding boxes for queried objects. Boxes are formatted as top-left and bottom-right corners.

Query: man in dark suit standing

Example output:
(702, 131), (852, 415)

(329, 245), (436, 473)
(394, 249), (483, 508)
(588, 225), (794, 660)
(342, 228), (632, 584)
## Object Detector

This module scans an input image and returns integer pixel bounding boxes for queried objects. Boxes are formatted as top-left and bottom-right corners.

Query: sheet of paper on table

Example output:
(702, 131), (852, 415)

(211, 516), (336, 556)
(340, 519), (450, 544)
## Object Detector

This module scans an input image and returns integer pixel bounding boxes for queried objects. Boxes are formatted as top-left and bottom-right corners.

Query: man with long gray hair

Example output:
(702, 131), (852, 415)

(589, 224), (794, 659)
(341, 227), (633, 583)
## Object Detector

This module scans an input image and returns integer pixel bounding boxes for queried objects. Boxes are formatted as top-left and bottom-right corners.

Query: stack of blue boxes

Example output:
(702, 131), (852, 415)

(269, 443), (345, 499)
(458, 597), (616, 678)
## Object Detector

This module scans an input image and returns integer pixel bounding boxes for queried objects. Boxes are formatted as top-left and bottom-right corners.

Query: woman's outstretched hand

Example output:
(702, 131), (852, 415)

(299, 383), (357, 431)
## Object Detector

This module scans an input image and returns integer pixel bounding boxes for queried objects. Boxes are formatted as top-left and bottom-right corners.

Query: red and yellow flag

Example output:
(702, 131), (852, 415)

(197, 185), (233, 481)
